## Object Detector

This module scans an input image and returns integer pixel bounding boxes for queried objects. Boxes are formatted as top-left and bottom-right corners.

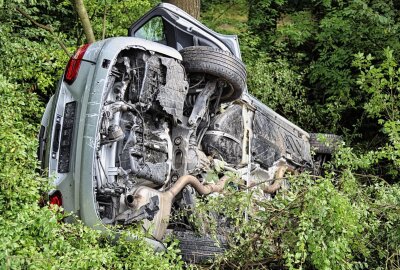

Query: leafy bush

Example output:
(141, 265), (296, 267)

(0, 76), (183, 269)
(0, 2), (183, 268)
(247, 0), (400, 139)
(247, 55), (316, 128)
(191, 168), (399, 269)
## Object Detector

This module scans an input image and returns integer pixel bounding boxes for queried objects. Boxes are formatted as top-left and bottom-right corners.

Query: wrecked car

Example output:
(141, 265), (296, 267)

(38, 3), (336, 263)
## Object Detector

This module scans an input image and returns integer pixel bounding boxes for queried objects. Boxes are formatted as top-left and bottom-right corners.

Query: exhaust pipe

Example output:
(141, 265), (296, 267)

(168, 175), (229, 197)
(129, 175), (229, 240)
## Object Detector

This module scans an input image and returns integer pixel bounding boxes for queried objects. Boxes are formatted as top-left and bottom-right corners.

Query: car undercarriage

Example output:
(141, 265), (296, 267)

(92, 45), (313, 241)
(38, 3), (339, 263)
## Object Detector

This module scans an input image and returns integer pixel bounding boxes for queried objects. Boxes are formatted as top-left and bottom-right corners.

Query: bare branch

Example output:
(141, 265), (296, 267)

(71, 0), (95, 43)
(16, 7), (71, 57)
(102, 1), (108, 40)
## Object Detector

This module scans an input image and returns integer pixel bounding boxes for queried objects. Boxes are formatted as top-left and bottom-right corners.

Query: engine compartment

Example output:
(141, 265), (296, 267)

(94, 48), (217, 229)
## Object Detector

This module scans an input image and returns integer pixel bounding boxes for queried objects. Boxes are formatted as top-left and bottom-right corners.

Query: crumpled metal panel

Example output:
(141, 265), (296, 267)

(156, 57), (189, 123)
(138, 55), (161, 105)
(251, 136), (281, 168)
(252, 110), (311, 166)
(202, 105), (243, 165)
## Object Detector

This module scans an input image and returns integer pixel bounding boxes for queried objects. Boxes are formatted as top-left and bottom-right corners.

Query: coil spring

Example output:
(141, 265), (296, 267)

(185, 94), (197, 107)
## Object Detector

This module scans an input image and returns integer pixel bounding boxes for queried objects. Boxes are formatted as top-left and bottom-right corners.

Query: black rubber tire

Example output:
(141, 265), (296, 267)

(173, 230), (227, 264)
(180, 46), (246, 102)
(309, 133), (342, 154)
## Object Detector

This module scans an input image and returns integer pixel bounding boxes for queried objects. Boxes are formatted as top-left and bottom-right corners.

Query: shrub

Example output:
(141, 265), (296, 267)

(0, 76), (182, 269)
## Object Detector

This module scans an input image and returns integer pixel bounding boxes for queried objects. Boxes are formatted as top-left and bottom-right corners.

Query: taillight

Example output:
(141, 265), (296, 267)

(49, 190), (63, 207)
(64, 43), (91, 85)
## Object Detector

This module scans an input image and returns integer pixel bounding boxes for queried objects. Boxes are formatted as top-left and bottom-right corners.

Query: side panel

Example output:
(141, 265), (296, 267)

(44, 61), (97, 215)
(244, 93), (313, 167)
(202, 94), (313, 168)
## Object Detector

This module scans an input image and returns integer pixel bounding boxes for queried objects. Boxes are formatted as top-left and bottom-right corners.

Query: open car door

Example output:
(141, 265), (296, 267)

(128, 3), (242, 59)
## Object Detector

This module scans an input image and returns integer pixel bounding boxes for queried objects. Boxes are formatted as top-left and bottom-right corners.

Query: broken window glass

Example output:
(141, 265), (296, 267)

(134, 16), (166, 44)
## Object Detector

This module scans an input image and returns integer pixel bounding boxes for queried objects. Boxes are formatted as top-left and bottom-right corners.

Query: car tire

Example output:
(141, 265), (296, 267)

(180, 46), (246, 102)
(173, 230), (227, 264)
(309, 133), (342, 154)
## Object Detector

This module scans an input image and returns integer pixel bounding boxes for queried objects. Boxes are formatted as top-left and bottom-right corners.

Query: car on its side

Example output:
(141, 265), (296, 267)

(38, 3), (337, 262)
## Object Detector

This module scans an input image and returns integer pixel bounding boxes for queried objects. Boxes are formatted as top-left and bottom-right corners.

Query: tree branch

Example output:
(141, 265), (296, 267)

(71, 0), (95, 43)
(102, 1), (108, 40)
(16, 7), (71, 57)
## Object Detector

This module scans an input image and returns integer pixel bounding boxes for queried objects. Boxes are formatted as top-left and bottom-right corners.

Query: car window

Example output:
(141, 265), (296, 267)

(134, 16), (166, 44)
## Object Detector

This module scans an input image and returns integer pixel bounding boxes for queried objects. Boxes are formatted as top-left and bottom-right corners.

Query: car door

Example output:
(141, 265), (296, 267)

(128, 3), (242, 59)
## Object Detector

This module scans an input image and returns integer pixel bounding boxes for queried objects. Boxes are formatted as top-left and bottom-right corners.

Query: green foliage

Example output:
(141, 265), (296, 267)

(0, 0), (155, 97)
(350, 49), (400, 178)
(0, 75), (182, 269)
(194, 6), (400, 265)
(0, 76), (43, 210)
(0, 2), (183, 268)
(0, 2), (71, 96)
(354, 48), (400, 121)
(0, 208), (183, 269)
(247, 0), (400, 138)
(85, 0), (155, 39)
(247, 55), (316, 126)
(201, 0), (248, 35)
(286, 177), (363, 270)
(276, 11), (317, 47)
(191, 169), (400, 269)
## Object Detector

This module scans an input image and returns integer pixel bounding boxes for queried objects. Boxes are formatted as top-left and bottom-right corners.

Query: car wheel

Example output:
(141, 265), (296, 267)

(309, 133), (342, 154)
(173, 230), (227, 264)
(180, 46), (246, 102)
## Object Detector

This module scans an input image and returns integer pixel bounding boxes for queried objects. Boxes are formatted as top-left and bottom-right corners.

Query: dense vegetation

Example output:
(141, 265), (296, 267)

(200, 0), (400, 268)
(0, 1), (182, 269)
(0, 0), (399, 269)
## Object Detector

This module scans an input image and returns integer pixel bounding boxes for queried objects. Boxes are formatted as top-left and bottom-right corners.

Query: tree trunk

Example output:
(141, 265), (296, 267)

(72, 0), (95, 43)
(163, 0), (200, 19)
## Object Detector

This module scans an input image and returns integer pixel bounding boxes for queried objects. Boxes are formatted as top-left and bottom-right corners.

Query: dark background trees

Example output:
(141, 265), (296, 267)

(246, 0), (400, 134)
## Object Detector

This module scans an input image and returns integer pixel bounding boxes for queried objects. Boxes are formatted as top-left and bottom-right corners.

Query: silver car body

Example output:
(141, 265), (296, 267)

(39, 4), (313, 246)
